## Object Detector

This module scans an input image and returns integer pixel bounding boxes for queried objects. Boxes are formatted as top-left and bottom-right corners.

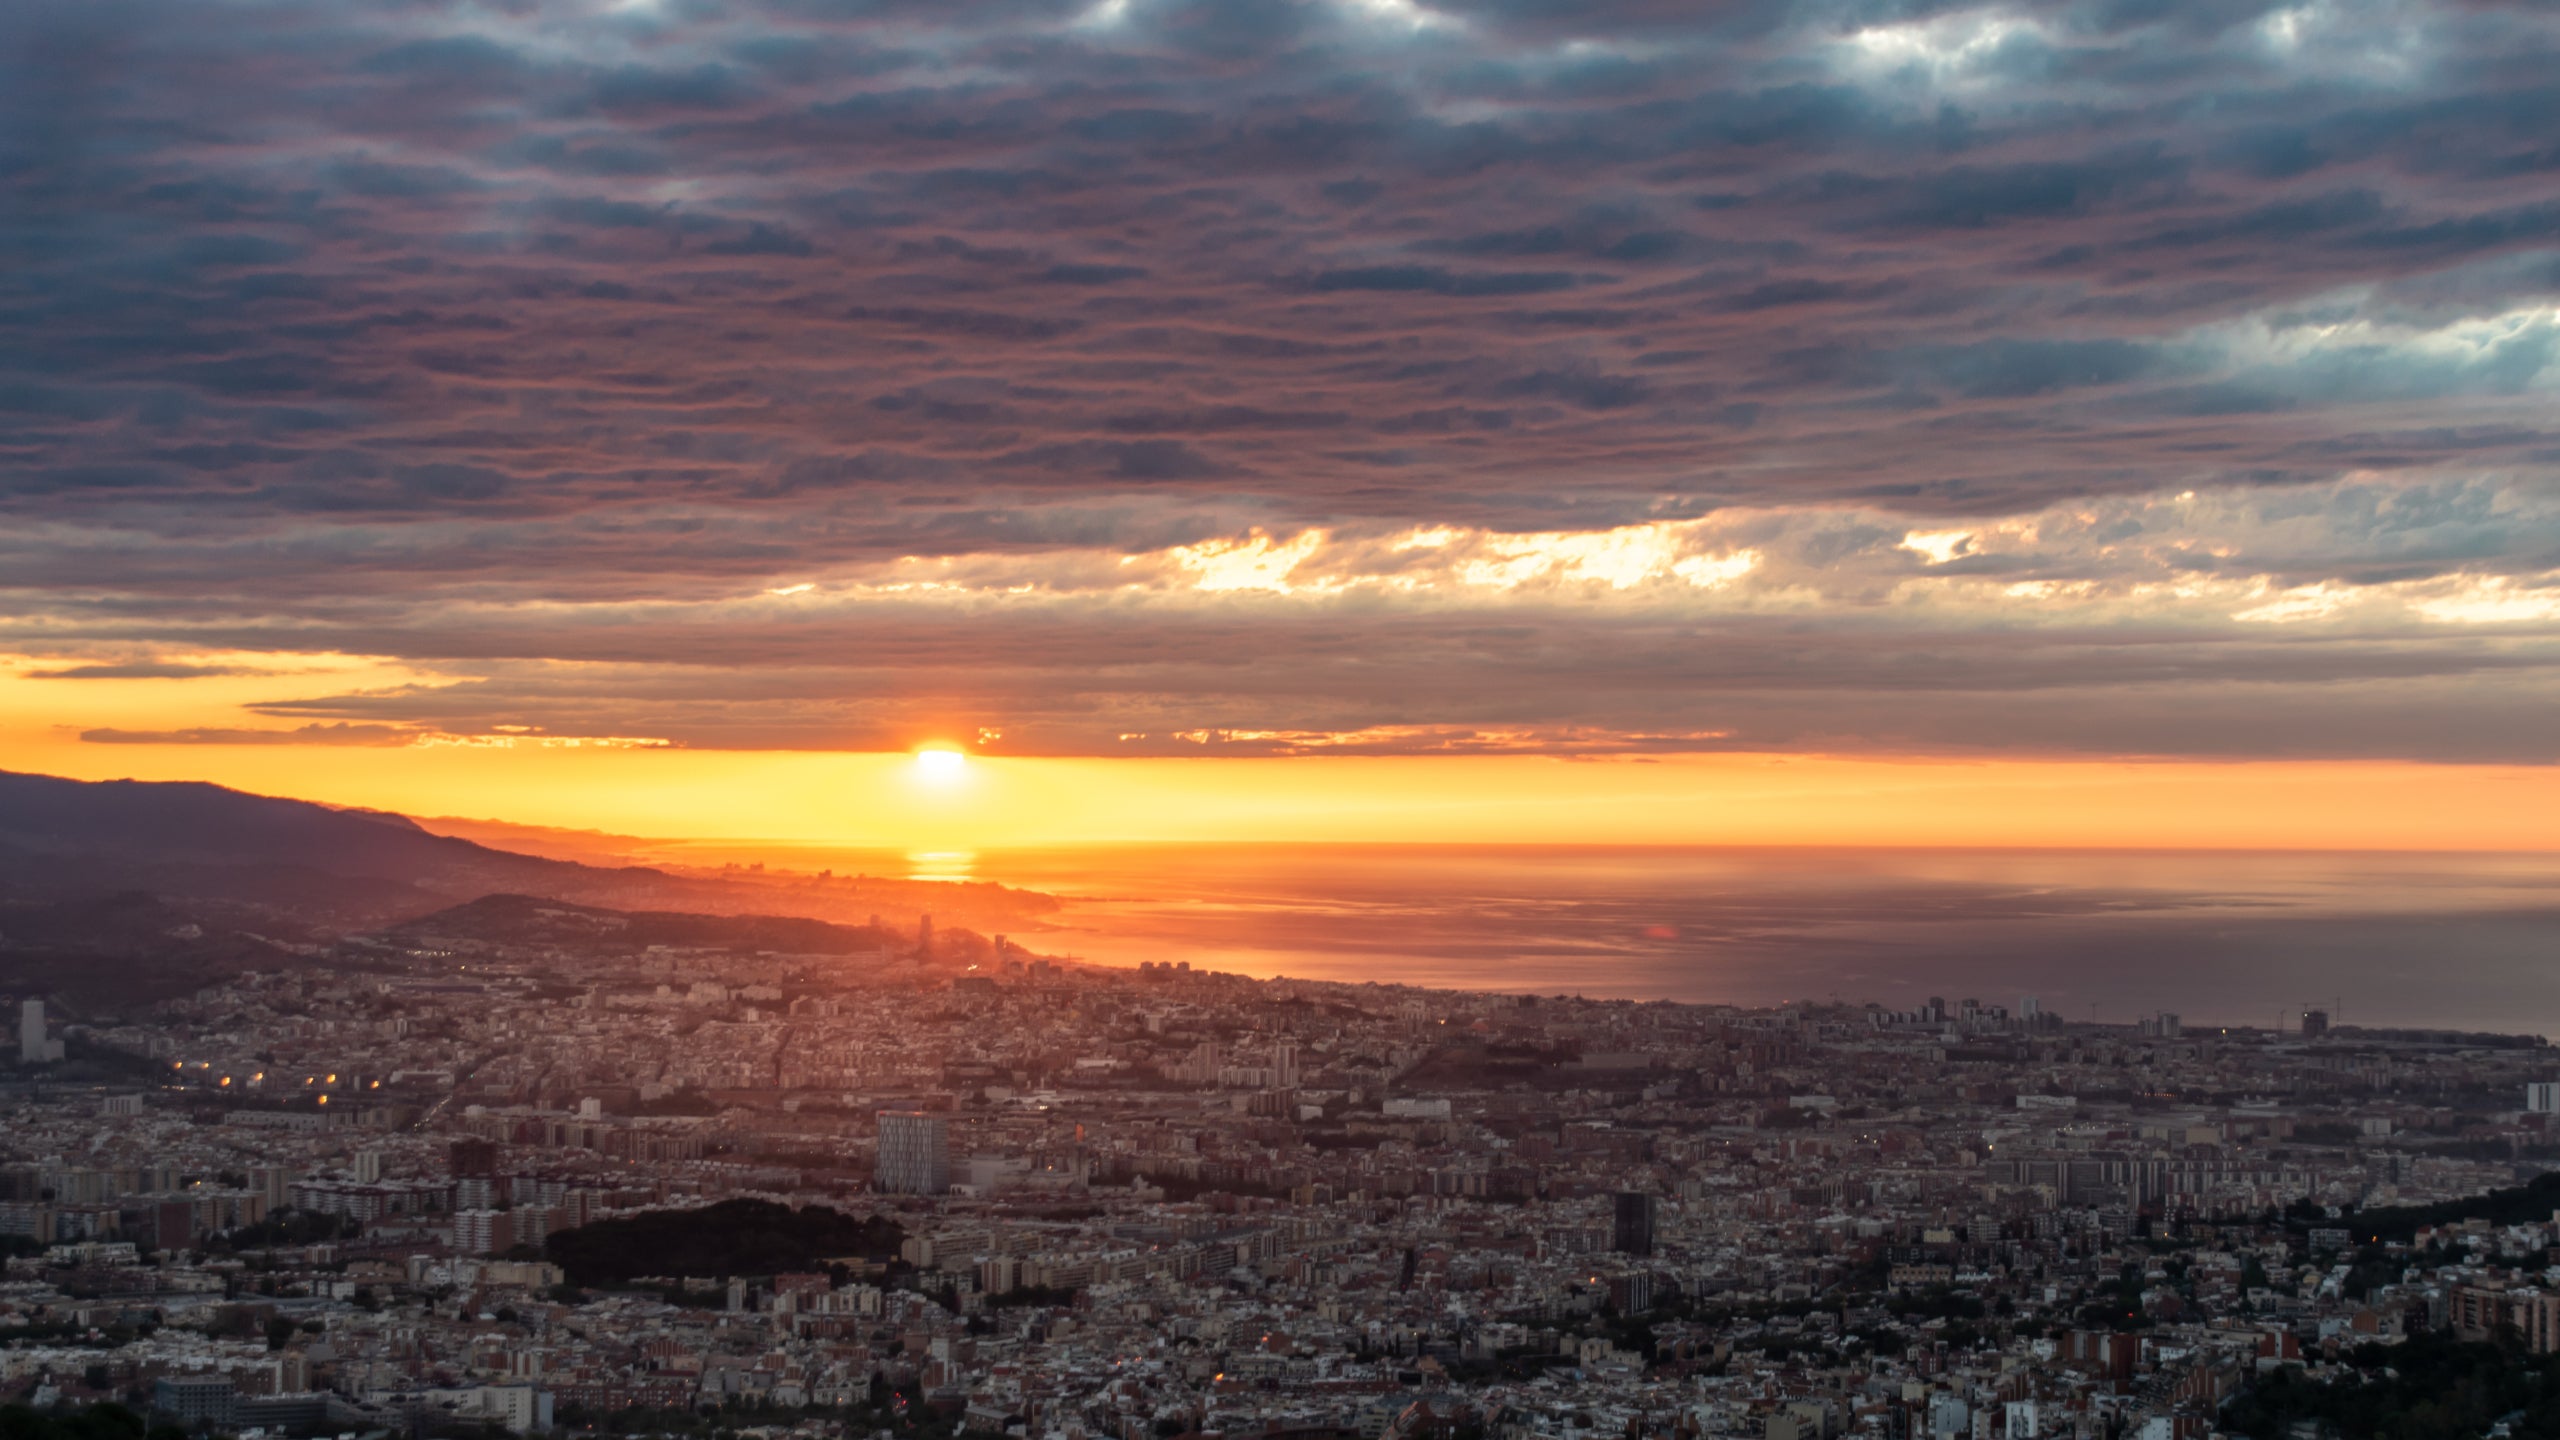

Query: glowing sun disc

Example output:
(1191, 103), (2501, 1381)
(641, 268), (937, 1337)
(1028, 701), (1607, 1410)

(913, 747), (968, 783)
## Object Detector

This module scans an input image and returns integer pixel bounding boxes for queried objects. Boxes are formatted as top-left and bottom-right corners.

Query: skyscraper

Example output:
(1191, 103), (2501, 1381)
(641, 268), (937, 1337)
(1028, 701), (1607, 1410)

(19, 999), (61, 1065)
(1611, 1191), (1656, 1257)
(876, 1111), (951, 1195)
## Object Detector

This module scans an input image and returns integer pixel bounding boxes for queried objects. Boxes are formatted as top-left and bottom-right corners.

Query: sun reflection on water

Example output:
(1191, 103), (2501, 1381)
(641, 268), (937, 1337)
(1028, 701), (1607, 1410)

(905, 850), (978, 882)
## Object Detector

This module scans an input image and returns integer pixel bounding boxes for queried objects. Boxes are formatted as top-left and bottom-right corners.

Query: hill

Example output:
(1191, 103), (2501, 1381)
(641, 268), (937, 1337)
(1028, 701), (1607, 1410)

(0, 769), (633, 922)
(0, 769), (1062, 939)
(545, 1199), (903, 1287)
(2334, 1169), (2560, 1244)
(381, 892), (910, 957)
(3, 769), (445, 868)
(0, 890), (319, 1014)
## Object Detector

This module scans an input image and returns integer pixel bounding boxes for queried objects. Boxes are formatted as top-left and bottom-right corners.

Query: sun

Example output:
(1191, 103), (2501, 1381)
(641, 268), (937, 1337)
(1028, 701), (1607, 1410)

(912, 746), (969, 784)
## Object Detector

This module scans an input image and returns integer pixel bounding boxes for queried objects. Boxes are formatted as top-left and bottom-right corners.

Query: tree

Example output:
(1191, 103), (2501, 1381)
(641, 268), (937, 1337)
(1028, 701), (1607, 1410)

(545, 1199), (902, 1287)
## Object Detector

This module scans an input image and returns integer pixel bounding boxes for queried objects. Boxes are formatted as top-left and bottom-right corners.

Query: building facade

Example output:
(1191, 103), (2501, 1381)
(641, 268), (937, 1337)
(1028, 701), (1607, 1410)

(876, 1110), (951, 1195)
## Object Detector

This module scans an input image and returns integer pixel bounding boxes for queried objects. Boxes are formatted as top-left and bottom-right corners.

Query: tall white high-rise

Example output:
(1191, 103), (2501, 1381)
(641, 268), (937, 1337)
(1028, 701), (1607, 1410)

(19, 999), (61, 1065)
(875, 1111), (950, 1195)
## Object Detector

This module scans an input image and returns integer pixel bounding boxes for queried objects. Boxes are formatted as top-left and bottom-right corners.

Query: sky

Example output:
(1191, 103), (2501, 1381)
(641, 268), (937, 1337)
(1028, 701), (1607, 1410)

(5, 0), (2560, 847)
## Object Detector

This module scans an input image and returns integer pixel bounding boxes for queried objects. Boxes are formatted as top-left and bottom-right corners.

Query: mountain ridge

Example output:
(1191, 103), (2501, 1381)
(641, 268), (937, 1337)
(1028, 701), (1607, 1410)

(0, 767), (1060, 950)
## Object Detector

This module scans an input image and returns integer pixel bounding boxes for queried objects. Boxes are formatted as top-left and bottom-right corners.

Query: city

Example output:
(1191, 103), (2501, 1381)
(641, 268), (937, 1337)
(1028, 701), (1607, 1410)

(10, 1), (2560, 1437)
(11, 909), (2560, 1440)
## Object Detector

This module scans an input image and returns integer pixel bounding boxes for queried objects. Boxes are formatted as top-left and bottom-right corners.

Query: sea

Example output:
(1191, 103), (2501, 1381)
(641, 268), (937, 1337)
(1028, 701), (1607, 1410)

(678, 844), (2560, 1039)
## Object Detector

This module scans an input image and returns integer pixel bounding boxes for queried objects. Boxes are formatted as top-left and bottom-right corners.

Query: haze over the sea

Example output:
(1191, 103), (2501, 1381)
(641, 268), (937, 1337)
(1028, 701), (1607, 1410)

(603, 841), (2560, 1038)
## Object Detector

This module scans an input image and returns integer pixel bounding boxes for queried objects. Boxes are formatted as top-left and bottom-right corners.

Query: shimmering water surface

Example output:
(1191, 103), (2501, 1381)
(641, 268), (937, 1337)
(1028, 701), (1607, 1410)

(665, 843), (2560, 1036)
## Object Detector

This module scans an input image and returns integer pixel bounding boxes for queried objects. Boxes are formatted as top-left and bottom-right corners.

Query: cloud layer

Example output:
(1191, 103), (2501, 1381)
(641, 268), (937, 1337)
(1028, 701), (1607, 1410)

(4, 0), (2559, 758)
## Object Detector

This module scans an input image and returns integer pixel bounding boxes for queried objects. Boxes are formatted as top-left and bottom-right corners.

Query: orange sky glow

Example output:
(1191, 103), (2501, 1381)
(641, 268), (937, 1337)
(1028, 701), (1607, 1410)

(10, 657), (2559, 854)
(8, 716), (2557, 854)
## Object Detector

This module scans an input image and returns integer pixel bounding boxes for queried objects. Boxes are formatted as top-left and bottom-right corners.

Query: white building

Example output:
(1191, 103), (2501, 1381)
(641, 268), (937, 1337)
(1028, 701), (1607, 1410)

(19, 999), (63, 1065)
(451, 1209), (513, 1256)
(414, 1386), (552, 1435)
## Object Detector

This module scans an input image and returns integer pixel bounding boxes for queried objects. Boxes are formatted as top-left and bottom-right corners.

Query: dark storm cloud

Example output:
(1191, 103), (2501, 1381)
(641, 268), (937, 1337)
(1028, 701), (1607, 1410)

(5, 0), (2560, 758)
